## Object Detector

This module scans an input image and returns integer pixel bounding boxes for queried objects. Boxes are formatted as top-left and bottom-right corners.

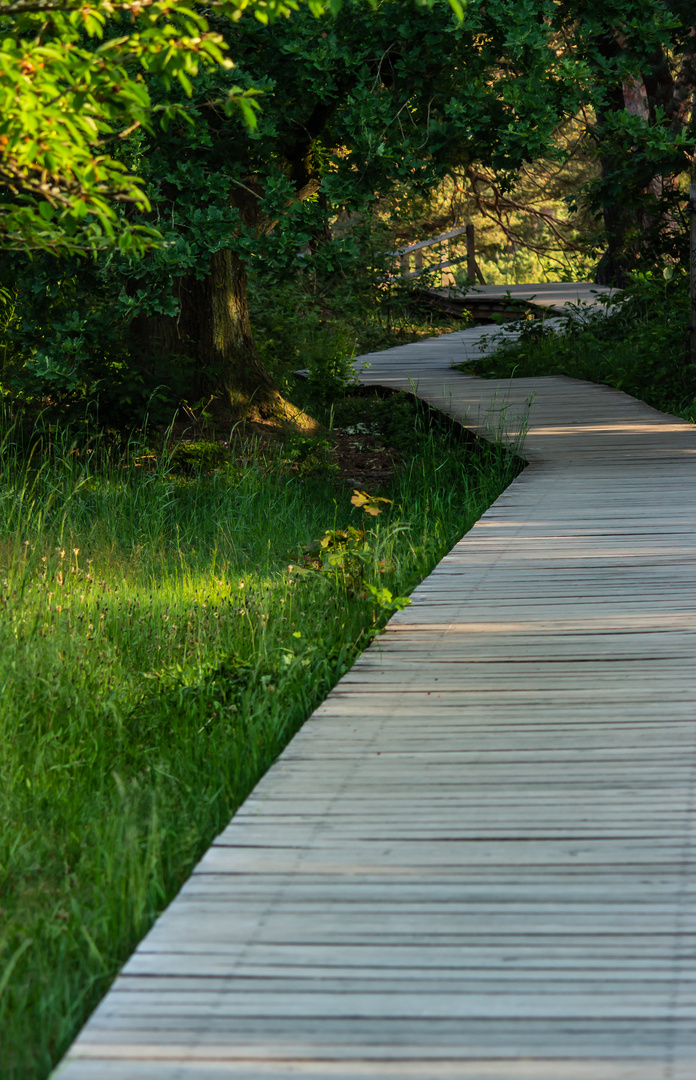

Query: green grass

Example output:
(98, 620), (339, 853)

(0, 393), (522, 1080)
(458, 270), (695, 422)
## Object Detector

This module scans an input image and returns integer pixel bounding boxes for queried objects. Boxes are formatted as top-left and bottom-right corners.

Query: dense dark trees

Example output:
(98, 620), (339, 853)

(560, 1), (695, 284)
(2, 0), (694, 419)
(123, 0), (573, 418)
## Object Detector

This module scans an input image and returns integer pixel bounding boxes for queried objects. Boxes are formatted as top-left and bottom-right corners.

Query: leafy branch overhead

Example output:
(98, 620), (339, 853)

(0, 0), (328, 254)
(0, 0), (464, 255)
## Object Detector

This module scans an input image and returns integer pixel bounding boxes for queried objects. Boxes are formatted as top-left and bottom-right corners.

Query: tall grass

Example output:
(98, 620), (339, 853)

(0, 397), (522, 1080)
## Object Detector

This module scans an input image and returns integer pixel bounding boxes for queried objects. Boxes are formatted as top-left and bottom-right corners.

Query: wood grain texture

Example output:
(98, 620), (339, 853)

(54, 314), (696, 1079)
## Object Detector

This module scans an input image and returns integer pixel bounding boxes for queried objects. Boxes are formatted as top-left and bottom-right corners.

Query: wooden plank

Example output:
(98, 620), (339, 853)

(52, 1063), (696, 1080)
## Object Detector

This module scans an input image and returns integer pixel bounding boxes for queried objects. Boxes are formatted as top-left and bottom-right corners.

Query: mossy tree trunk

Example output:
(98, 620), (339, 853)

(173, 247), (277, 414)
(131, 247), (315, 426)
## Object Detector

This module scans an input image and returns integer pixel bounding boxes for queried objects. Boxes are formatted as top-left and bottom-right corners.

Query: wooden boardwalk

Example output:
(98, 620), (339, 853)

(425, 281), (614, 319)
(56, 321), (696, 1079)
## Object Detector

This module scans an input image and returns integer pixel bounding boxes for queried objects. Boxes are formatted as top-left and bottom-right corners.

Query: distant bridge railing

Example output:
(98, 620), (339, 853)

(385, 223), (485, 285)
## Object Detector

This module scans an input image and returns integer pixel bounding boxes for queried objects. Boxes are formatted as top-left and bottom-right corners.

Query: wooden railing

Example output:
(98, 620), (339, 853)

(387, 223), (485, 285)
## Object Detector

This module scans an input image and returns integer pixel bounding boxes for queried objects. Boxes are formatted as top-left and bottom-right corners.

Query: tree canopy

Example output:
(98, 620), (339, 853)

(0, 0), (467, 254)
(77, 0), (580, 417)
(0, 0), (333, 254)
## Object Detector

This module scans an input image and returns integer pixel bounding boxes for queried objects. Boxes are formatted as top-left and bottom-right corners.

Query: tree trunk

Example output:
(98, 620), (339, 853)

(131, 248), (315, 428)
(594, 173), (635, 287)
(593, 111), (637, 287)
(593, 34), (695, 285)
(174, 248), (275, 412)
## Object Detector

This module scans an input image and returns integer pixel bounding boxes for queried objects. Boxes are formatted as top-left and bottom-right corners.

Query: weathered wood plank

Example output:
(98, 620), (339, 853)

(52, 1062), (696, 1080)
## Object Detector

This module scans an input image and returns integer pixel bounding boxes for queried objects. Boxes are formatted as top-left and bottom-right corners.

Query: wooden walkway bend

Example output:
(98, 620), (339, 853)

(57, 321), (696, 1079)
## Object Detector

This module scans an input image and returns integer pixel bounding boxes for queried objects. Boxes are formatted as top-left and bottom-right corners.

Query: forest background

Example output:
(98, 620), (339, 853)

(1, 2), (695, 1079)
(1, 0), (694, 426)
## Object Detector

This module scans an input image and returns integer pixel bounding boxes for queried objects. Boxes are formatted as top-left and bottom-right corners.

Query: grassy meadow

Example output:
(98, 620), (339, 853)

(0, 391), (522, 1080)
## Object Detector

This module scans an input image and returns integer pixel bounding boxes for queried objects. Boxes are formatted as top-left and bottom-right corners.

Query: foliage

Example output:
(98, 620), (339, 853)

(0, 248), (199, 421)
(169, 438), (229, 471)
(2, 0), (694, 418)
(350, 489), (391, 516)
(0, 0), (465, 256)
(61, 0), (574, 375)
(2, 0), (529, 410)
(461, 270), (695, 420)
(13, 0), (693, 412)
(1, 0), (264, 253)
(281, 432), (338, 477)
(552, 0), (695, 281)
(0, 390), (522, 1079)
(248, 216), (467, 403)
(0, 205), (468, 423)
(367, 2), (696, 285)
(292, 488), (409, 610)
(128, 0), (574, 246)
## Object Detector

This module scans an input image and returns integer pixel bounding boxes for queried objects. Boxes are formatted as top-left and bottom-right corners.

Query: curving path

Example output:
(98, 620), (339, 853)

(57, 322), (696, 1079)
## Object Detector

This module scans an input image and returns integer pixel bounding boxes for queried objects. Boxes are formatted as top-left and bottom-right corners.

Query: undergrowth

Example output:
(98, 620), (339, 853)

(458, 270), (695, 422)
(248, 251), (470, 404)
(0, 392), (522, 1080)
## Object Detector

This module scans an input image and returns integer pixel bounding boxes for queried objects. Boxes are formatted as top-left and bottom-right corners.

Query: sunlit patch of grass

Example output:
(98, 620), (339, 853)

(0, 396), (523, 1080)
